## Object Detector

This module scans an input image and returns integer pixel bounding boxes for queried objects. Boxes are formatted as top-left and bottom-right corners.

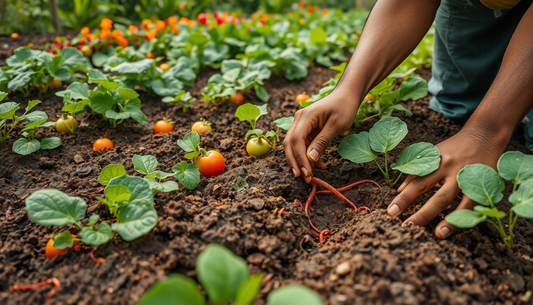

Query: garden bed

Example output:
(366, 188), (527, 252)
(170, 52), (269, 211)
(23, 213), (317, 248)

(0, 42), (532, 305)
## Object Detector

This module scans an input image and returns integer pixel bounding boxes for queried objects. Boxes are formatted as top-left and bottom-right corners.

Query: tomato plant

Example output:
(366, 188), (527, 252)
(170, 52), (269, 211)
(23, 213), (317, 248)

(93, 138), (113, 151)
(154, 119), (173, 134)
(162, 90), (196, 112)
(191, 119), (212, 134)
(177, 132), (225, 177)
(55, 113), (78, 134)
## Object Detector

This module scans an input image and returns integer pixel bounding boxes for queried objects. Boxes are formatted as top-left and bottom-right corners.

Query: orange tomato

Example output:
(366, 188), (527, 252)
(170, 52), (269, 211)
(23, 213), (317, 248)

(154, 120), (173, 134)
(51, 79), (62, 89)
(191, 121), (212, 134)
(229, 92), (244, 103)
(146, 52), (156, 59)
(81, 46), (92, 57)
(11, 33), (19, 40)
(299, 1), (305, 8)
(80, 27), (91, 36)
(45, 239), (69, 259)
(196, 151), (225, 177)
(159, 63), (170, 72)
(93, 138), (114, 151)
(365, 94), (374, 101)
(295, 93), (310, 102)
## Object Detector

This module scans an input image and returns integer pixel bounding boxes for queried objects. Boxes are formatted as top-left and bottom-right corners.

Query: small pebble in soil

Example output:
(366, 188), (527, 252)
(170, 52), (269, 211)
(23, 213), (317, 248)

(335, 262), (351, 276)
(249, 198), (265, 210)
(3, 44), (8, 49)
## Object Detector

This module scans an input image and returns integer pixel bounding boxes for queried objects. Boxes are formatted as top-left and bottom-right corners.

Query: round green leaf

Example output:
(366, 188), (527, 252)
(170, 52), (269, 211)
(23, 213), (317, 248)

(144, 178), (179, 193)
(510, 180), (533, 218)
(391, 142), (441, 176)
(79, 222), (113, 246)
(105, 185), (131, 203)
(99, 164), (127, 186)
(474, 206), (506, 219)
(132, 154), (158, 175)
(40, 137), (62, 150)
(138, 274), (205, 305)
(235, 103), (261, 123)
(177, 132), (201, 152)
(25, 189), (87, 226)
(197, 244), (250, 304)
(235, 274), (263, 305)
(173, 162), (200, 190)
(273, 117), (294, 131)
(338, 132), (379, 163)
(497, 151), (533, 185)
(111, 200), (157, 241)
(107, 176), (154, 203)
(369, 116), (408, 153)
(398, 77), (428, 101)
(189, 33), (208, 45)
(12, 138), (40, 155)
(53, 231), (74, 250)
(0, 102), (20, 120)
(445, 209), (486, 228)
(457, 164), (504, 207)
(267, 285), (324, 305)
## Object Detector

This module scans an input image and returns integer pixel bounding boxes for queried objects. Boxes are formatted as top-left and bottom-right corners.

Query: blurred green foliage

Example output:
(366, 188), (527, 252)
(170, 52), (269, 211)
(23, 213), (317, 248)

(0, 0), (53, 34)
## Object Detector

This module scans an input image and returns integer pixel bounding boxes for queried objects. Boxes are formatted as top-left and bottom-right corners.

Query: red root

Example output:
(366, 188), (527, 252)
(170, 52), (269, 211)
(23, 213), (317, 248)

(90, 249), (105, 263)
(315, 179), (381, 194)
(278, 207), (285, 216)
(319, 229), (331, 246)
(10, 278), (60, 305)
(305, 181), (317, 215)
(312, 177), (359, 210)
(295, 199), (304, 210)
(308, 219), (321, 233)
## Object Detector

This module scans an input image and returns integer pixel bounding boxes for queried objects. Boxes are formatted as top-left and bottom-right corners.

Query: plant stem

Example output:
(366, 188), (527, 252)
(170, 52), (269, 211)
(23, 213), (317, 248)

(390, 172), (403, 188)
(373, 159), (388, 182)
(384, 151), (391, 185)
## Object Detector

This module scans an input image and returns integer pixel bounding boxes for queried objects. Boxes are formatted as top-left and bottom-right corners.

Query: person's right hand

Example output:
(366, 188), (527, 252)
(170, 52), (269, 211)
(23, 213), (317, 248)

(283, 92), (360, 183)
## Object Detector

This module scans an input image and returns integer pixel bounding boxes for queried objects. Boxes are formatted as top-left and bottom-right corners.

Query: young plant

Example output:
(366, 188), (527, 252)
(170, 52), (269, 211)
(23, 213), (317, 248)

(139, 244), (325, 305)
(178, 132), (225, 177)
(232, 176), (249, 192)
(13, 114), (62, 156)
(161, 90), (196, 112)
(338, 116), (441, 187)
(445, 151), (533, 249)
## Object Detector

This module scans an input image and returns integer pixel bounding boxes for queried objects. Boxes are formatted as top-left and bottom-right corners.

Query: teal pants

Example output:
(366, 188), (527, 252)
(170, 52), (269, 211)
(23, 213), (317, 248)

(428, 0), (533, 150)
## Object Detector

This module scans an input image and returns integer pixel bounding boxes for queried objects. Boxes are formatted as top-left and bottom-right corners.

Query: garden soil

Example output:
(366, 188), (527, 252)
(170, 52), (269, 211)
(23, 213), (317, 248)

(0, 38), (532, 305)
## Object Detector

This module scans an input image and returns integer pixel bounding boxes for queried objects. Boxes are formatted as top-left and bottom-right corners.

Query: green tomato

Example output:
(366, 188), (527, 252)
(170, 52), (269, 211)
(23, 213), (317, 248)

(246, 137), (271, 157)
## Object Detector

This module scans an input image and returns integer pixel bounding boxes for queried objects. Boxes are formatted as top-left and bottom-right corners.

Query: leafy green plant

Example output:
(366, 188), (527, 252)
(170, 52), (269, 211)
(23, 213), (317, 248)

(161, 90), (196, 112)
(338, 116), (441, 187)
(232, 176), (249, 192)
(445, 151), (533, 249)
(177, 132), (225, 178)
(12, 114), (62, 156)
(138, 243), (324, 305)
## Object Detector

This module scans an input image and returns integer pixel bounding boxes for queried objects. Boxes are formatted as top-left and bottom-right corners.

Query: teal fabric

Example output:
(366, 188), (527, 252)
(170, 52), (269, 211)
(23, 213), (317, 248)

(429, 0), (533, 149)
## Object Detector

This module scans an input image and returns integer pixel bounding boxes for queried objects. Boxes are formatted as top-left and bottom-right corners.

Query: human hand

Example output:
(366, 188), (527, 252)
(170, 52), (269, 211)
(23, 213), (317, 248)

(387, 128), (508, 239)
(283, 93), (360, 183)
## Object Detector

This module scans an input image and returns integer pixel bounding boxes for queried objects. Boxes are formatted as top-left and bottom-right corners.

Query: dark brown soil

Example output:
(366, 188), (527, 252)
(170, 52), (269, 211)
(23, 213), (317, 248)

(0, 42), (532, 304)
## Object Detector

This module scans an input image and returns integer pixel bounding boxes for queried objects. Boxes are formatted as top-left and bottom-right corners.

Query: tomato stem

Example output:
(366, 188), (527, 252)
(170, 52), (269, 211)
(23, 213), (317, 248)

(10, 278), (60, 305)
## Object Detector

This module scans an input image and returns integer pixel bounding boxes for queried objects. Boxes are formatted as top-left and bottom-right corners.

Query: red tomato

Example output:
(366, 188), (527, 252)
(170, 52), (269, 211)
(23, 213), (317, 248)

(295, 93), (310, 102)
(191, 121), (212, 134)
(154, 120), (173, 134)
(93, 138), (114, 151)
(229, 92), (244, 103)
(45, 239), (69, 259)
(196, 151), (225, 177)
(198, 13), (207, 25)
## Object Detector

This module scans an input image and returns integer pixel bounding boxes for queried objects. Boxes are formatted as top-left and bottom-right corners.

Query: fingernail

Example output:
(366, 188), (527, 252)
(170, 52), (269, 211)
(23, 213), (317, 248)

(292, 168), (298, 177)
(301, 167), (309, 177)
(402, 221), (414, 227)
(308, 149), (319, 161)
(439, 227), (450, 239)
(398, 181), (407, 192)
(388, 203), (400, 216)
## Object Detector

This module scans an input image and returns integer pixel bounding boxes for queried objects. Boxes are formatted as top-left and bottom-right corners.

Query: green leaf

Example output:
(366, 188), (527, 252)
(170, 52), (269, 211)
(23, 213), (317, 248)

(0, 102), (20, 120)
(144, 178), (180, 192)
(25, 189), (87, 226)
(53, 231), (74, 250)
(509, 180), (533, 218)
(177, 132), (200, 152)
(56, 82), (90, 100)
(111, 200), (158, 241)
(132, 155), (158, 175)
(124, 105), (148, 126)
(173, 161), (201, 190)
(105, 185), (131, 203)
(235, 103), (261, 123)
(391, 143), (441, 176)
(8, 72), (33, 91)
(474, 206), (506, 219)
(107, 176), (154, 204)
(12, 138), (40, 155)
(79, 223), (113, 246)
(274, 117), (294, 131)
(99, 164), (127, 186)
(234, 273), (263, 305)
(89, 213), (100, 224)
(310, 27), (327, 44)
(22, 119), (47, 131)
(155, 171), (174, 179)
(105, 109), (131, 120)
(267, 285), (324, 305)
(6, 47), (36, 68)
(285, 60), (308, 81)
(189, 33), (208, 45)
(118, 88), (140, 100)
(497, 151), (533, 185)
(369, 116), (408, 153)
(254, 85), (269, 102)
(445, 209), (487, 228)
(398, 77), (428, 101)
(338, 132), (379, 163)
(197, 244), (250, 304)
(138, 274), (205, 305)
(457, 164), (504, 207)
(24, 111), (48, 123)
(40, 137), (62, 150)
(110, 59), (154, 74)
(26, 100), (41, 112)
(90, 91), (116, 114)
(245, 129), (263, 140)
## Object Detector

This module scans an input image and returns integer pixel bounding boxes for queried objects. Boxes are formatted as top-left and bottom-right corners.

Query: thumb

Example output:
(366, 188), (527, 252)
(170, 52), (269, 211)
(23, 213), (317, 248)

(306, 121), (339, 163)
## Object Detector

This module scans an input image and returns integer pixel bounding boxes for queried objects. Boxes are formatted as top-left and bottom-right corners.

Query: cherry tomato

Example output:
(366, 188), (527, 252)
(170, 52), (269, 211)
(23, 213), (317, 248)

(55, 114), (78, 134)
(198, 13), (207, 25)
(81, 46), (92, 57)
(295, 93), (310, 102)
(191, 121), (212, 134)
(51, 79), (63, 89)
(159, 63), (170, 72)
(93, 138), (113, 151)
(154, 120), (173, 134)
(365, 94), (374, 101)
(146, 52), (156, 59)
(247, 137), (271, 157)
(11, 33), (19, 40)
(196, 151), (225, 177)
(45, 239), (69, 259)
(229, 92), (244, 103)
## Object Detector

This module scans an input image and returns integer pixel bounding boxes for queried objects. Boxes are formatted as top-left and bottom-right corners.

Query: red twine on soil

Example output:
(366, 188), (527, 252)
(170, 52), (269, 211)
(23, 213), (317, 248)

(90, 249), (105, 263)
(10, 278), (60, 305)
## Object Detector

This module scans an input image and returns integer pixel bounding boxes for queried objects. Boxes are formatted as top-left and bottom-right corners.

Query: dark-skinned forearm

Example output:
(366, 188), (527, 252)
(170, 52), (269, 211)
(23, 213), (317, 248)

(463, 5), (533, 152)
(331, 0), (440, 105)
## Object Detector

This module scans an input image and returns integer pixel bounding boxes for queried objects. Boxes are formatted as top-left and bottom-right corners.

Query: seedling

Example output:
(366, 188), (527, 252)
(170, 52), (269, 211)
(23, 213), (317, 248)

(338, 116), (441, 187)
(445, 151), (533, 249)
(139, 244), (324, 305)
(177, 132), (225, 177)
(11, 108), (62, 156)
(161, 90), (196, 112)
(232, 176), (249, 192)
